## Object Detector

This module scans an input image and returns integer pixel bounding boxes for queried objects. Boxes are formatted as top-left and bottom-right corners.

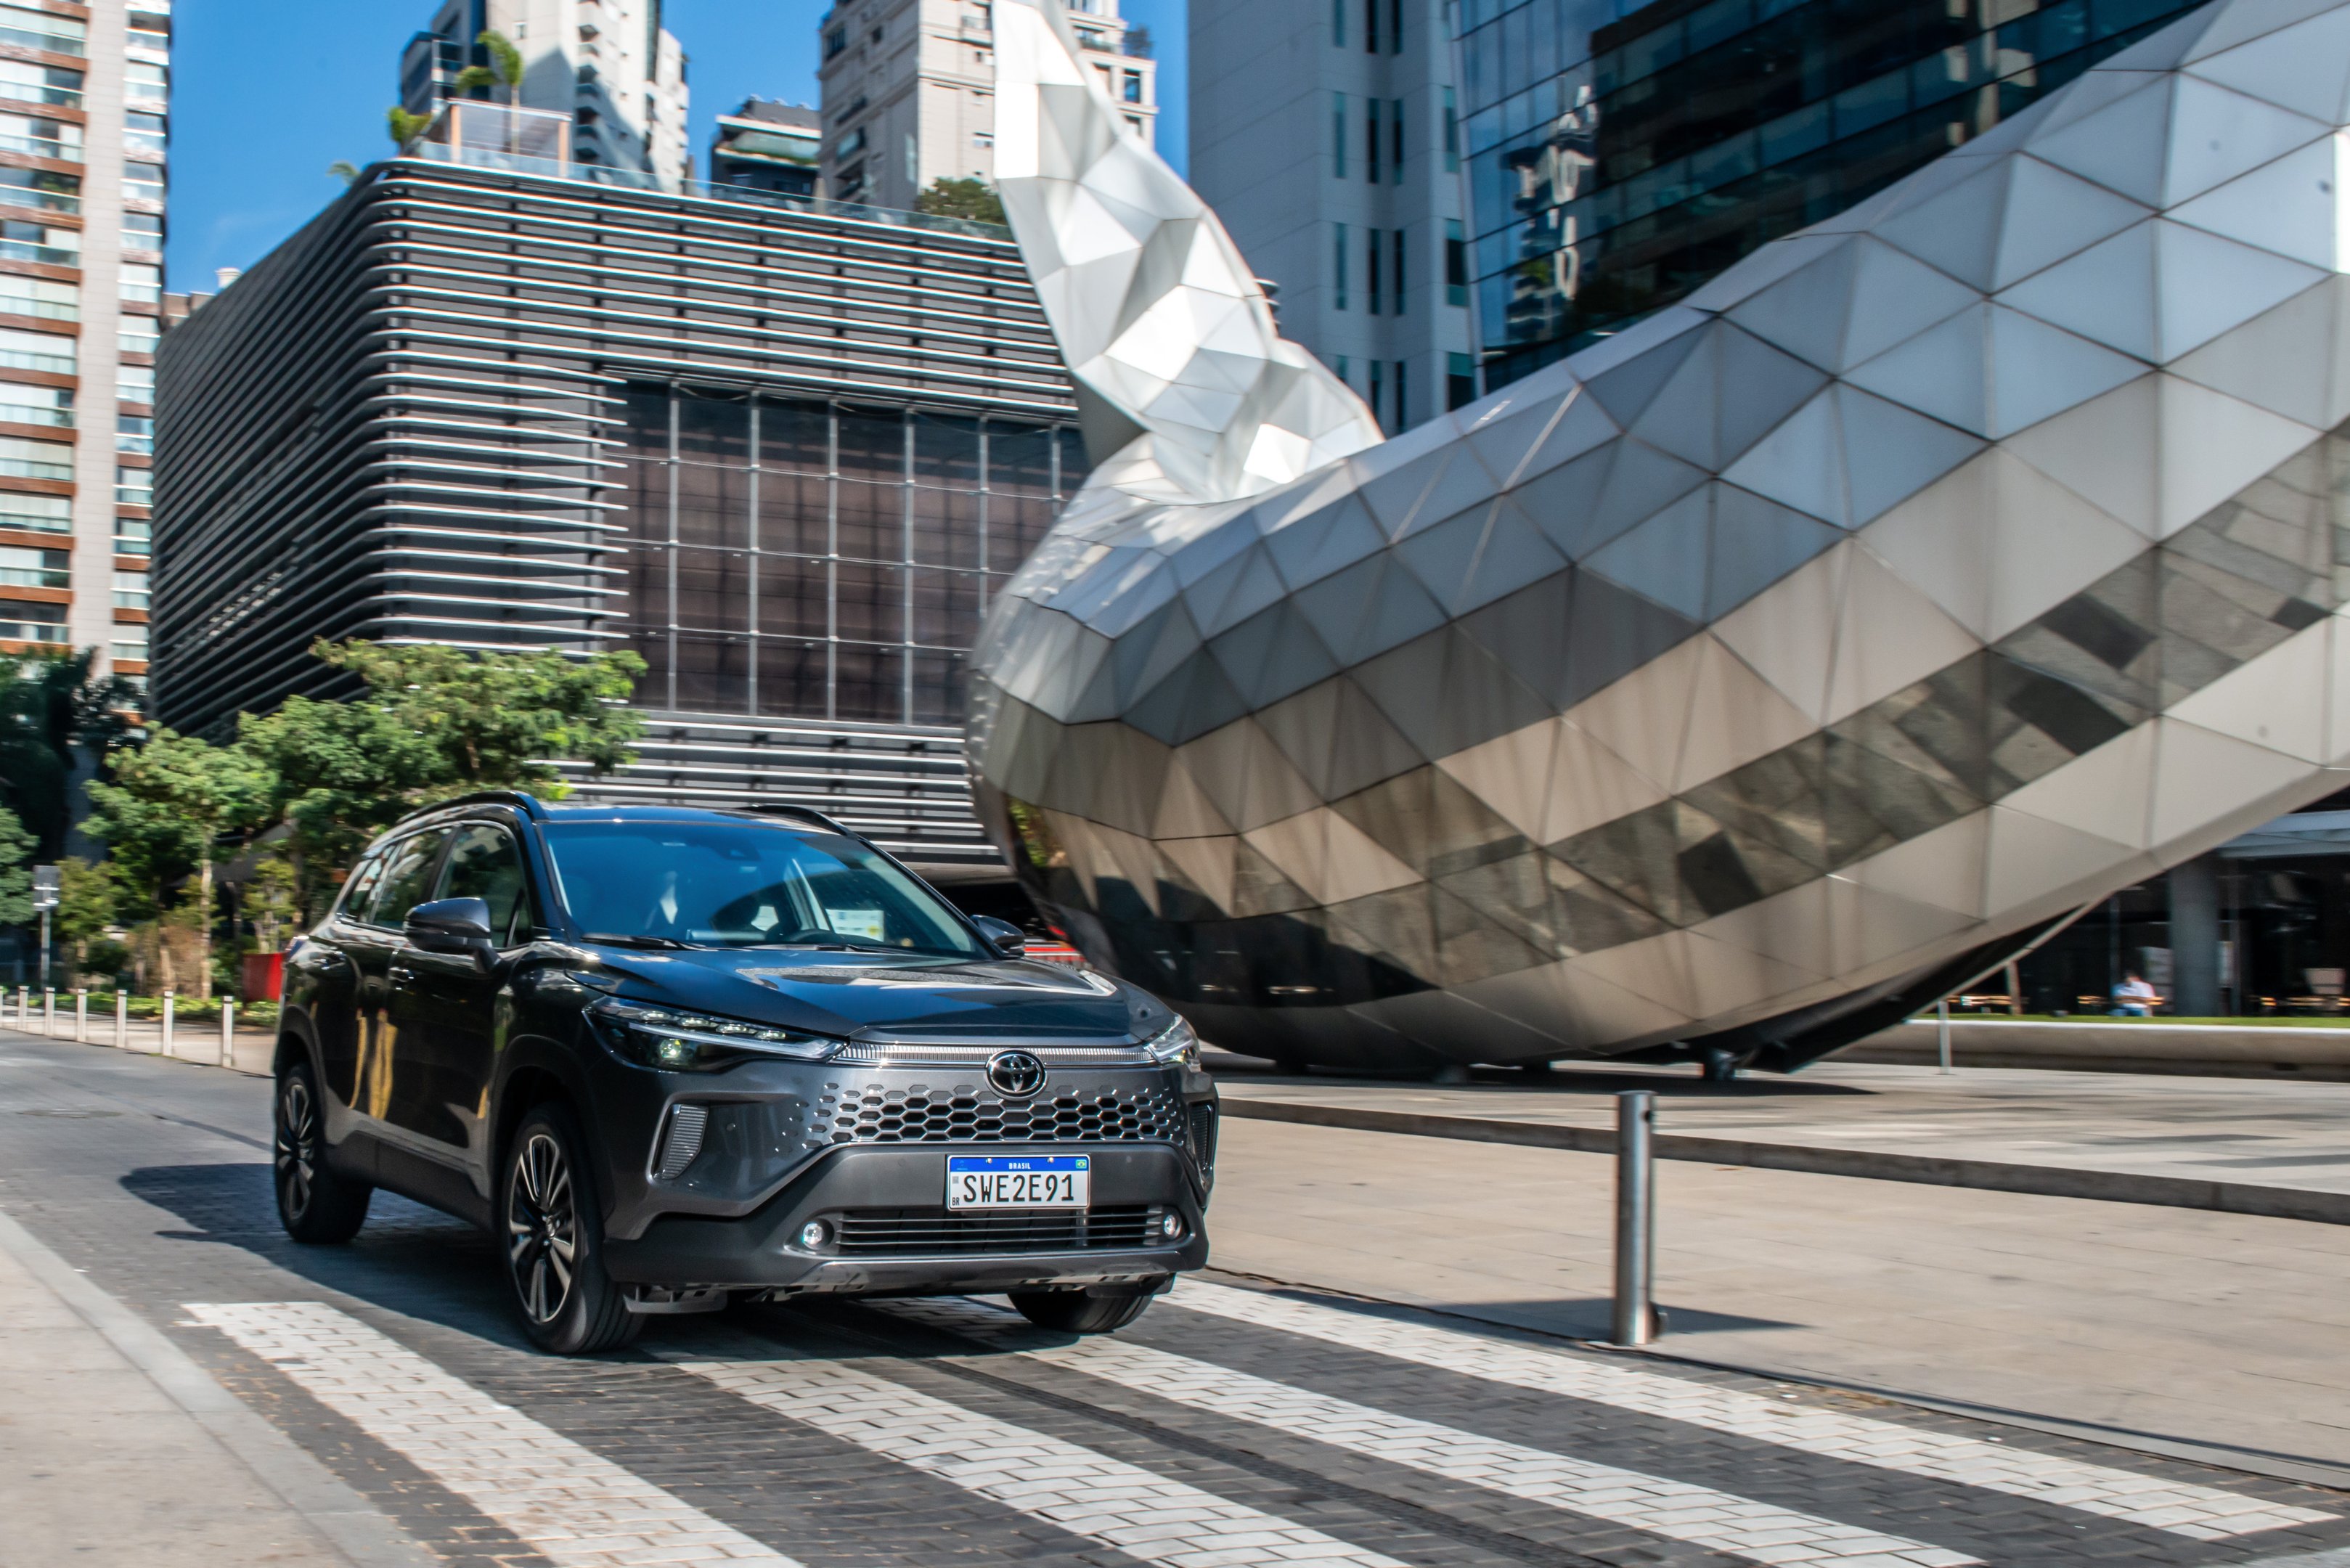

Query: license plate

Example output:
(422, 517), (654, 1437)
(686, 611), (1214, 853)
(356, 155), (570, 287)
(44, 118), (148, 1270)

(947, 1154), (1090, 1209)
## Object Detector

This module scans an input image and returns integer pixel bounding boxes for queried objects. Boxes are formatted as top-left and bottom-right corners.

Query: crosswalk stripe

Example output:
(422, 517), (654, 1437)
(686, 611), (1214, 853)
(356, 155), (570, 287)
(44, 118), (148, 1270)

(670, 1352), (1413, 1568)
(185, 1302), (803, 1568)
(1167, 1281), (2332, 1541)
(883, 1297), (1978, 1568)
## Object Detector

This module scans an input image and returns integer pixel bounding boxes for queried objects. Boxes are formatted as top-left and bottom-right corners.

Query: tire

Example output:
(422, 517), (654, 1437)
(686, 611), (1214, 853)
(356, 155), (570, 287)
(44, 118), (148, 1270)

(1008, 1286), (1159, 1334)
(501, 1102), (641, 1355)
(274, 1058), (372, 1244)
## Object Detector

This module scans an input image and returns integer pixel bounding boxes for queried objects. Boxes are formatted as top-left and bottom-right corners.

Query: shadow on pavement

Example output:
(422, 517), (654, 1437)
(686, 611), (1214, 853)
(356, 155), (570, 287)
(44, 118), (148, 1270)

(121, 1161), (531, 1349)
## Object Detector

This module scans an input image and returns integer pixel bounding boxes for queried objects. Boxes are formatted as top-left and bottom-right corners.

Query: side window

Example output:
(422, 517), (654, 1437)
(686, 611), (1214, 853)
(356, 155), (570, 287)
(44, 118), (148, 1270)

(435, 824), (538, 947)
(335, 849), (389, 921)
(366, 829), (450, 929)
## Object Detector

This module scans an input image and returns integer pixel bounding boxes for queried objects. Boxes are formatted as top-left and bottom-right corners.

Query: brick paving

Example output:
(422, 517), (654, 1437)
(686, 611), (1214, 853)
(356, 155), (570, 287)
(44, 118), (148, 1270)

(3, 1029), (2349, 1568)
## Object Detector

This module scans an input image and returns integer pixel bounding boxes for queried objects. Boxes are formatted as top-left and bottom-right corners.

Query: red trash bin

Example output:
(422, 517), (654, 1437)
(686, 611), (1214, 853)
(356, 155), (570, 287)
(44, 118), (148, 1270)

(242, 951), (285, 1002)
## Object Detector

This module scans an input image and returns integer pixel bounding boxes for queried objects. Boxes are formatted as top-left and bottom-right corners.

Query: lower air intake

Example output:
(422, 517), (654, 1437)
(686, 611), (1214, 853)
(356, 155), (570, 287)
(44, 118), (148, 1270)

(654, 1103), (708, 1180)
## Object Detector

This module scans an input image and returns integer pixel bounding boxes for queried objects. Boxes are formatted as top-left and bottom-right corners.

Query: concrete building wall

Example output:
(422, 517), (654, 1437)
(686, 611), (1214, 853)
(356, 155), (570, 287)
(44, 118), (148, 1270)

(819, 0), (1155, 211)
(1189, 0), (1470, 433)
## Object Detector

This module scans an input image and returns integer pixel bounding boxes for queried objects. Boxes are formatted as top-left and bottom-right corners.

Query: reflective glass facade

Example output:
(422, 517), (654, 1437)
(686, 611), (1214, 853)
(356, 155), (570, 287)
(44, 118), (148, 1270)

(1458, 0), (2208, 387)
(619, 387), (1082, 727)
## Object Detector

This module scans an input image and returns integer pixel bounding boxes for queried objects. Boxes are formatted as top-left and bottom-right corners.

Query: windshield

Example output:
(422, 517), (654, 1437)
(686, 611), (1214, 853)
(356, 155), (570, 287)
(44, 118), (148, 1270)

(540, 820), (984, 956)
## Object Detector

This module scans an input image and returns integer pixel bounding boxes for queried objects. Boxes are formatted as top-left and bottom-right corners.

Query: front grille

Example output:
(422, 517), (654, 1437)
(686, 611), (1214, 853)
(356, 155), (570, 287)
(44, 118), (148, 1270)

(830, 1204), (1159, 1256)
(817, 1083), (1183, 1144)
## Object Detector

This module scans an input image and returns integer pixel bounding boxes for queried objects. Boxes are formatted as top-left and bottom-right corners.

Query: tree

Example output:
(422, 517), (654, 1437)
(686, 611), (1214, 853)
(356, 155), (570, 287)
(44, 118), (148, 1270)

(0, 804), (31, 927)
(84, 729), (272, 999)
(238, 640), (645, 915)
(52, 855), (115, 965)
(327, 160), (362, 185)
(0, 648), (140, 861)
(387, 106), (432, 148)
(914, 176), (1007, 225)
(456, 29), (524, 106)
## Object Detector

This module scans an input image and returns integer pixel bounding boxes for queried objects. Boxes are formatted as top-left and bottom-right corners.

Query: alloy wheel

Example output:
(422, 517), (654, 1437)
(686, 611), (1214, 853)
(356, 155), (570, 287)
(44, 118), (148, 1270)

(506, 1131), (578, 1325)
(274, 1074), (317, 1222)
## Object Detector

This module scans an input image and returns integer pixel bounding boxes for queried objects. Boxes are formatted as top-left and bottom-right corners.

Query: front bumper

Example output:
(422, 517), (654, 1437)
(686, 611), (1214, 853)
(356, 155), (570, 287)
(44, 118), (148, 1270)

(602, 1141), (1208, 1294)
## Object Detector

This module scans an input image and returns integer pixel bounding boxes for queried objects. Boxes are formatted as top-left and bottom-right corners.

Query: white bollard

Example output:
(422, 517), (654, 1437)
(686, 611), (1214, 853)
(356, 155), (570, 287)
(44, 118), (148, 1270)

(219, 1001), (235, 1069)
(160, 991), (174, 1059)
(43, 987), (54, 1037)
(13, 985), (23, 1025)
(74, 988), (86, 1043)
(114, 989), (127, 1050)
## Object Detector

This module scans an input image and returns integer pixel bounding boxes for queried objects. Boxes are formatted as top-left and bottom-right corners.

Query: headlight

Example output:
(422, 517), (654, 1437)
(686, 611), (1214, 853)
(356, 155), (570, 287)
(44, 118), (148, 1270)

(591, 998), (843, 1072)
(1144, 1014), (1201, 1069)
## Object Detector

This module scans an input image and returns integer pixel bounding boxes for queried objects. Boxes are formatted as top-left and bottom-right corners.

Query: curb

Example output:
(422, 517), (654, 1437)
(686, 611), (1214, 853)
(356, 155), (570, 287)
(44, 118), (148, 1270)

(1218, 1097), (2350, 1226)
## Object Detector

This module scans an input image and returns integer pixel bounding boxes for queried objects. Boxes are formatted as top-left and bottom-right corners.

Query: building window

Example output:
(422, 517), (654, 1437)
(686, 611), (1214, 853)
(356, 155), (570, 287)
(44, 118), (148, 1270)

(0, 276), (76, 321)
(110, 623), (147, 662)
(118, 364), (153, 404)
(1363, 0), (1378, 52)
(112, 569), (147, 610)
(1335, 354), (1350, 386)
(2, 600), (66, 647)
(115, 515), (149, 552)
(1122, 68), (1142, 103)
(0, 491), (68, 532)
(1394, 359), (1408, 427)
(1369, 360), (1384, 431)
(1366, 99), (1379, 182)
(0, 381), (72, 428)
(1332, 0), (1344, 46)
(825, 26), (846, 57)
(0, 435), (71, 479)
(122, 209), (162, 253)
(115, 463), (151, 505)
(1390, 0), (1403, 53)
(120, 262), (162, 303)
(1392, 228), (1405, 315)
(0, 325), (70, 374)
(1445, 219), (1466, 306)
(1442, 86), (1458, 173)
(1334, 222), (1347, 310)
(0, 544), (67, 588)
(1448, 353), (1476, 410)
(1391, 97), (1404, 173)
(120, 321), (158, 358)
(123, 110), (166, 160)
(1366, 228), (1381, 316)
(1331, 91), (1345, 179)
(117, 415), (153, 453)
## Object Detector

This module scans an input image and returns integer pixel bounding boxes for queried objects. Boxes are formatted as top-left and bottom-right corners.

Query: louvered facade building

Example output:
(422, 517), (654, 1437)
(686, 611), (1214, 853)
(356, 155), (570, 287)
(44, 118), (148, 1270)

(150, 152), (1082, 873)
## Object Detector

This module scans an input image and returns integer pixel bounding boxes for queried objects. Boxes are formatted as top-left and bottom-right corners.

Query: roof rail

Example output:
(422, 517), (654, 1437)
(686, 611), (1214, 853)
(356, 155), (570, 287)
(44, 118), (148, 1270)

(741, 802), (855, 836)
(397, 790), (547, 822)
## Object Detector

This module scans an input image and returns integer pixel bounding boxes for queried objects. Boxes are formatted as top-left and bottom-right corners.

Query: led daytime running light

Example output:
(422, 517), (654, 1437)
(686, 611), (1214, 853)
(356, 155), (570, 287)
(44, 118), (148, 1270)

(594, 999), (842, 1069)
(1144, 1014), (1201, 1068)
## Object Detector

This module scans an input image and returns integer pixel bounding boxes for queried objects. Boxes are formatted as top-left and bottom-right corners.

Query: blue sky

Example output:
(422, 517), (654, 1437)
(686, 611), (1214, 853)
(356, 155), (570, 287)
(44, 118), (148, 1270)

(165, 0), (1188, 291)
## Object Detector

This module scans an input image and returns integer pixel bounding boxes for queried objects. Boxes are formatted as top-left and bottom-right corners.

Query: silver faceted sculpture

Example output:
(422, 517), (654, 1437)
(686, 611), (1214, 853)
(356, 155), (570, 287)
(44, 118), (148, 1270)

(972, 0), (2350, 1072)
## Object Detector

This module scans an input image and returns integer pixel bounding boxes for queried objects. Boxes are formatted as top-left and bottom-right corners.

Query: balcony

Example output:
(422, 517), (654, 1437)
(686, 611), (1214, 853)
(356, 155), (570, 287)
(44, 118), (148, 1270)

(0, 347), (73, 374)
(0, 238), (78, 266)
(0, 21), (85, 58)
(0, 402), (73, 429)
(0, 131), (80, 162)
(116, 415), (152, 453)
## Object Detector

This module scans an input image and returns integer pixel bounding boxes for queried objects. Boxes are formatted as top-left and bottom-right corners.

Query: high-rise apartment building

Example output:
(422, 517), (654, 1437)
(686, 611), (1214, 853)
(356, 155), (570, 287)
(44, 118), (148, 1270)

(0, 0), (167, 687)
(817, 0), (1156, 210)
(1189, 0), (1474, 433)
(400, 0), (689, 188)
(709, 97), (820, 199)
(1456, 0), (2210, 388)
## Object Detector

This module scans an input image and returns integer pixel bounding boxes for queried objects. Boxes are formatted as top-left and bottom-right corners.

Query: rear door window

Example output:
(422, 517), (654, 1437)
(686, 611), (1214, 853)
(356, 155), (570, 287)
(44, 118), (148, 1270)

(364, 829), (451, 928)
(335, 849), (389, 921)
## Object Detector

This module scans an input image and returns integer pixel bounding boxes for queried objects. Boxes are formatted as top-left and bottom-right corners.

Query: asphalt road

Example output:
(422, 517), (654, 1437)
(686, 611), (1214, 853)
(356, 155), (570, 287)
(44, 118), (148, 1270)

(2, 1032), (2345, 1568)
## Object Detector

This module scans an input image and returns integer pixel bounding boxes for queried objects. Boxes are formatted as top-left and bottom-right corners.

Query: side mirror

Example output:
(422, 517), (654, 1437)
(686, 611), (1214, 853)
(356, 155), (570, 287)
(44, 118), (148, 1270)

(971, 915), (1026, 957)
(406, 897), (495, 957)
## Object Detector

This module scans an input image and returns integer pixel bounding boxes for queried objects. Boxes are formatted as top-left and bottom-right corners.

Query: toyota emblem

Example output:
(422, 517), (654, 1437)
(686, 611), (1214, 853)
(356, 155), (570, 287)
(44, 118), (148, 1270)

(987, 1049), (1047, 1098)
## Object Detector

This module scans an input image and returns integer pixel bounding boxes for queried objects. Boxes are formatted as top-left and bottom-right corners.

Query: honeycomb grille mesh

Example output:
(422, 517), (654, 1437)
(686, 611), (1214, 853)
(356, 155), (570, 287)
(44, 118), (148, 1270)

(817, 1082), (1184, 1145)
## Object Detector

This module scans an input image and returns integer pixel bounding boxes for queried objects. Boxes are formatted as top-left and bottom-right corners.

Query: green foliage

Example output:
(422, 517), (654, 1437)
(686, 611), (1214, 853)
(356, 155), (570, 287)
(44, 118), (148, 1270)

(913, 176), (1007, 224)
(237, 640), (644, 914)
(0, 648), (140, 860)
(0, 804), (31, 926)
(452, 63), (494, 94)
(52, 855), (114, 951)
(387, 106), (433, 147)
(479, 29), (524, 96)
(327, 160), (362, 184)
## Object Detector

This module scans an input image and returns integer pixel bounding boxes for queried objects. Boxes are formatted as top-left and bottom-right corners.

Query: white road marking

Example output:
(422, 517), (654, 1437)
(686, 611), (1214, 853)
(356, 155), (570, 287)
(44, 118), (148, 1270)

(884, 1297), (1978, 1568)
(185, 1302), (802, 1567)
(672, 1352), (1412, 1568)
(1168, 1281), (2333, 1541)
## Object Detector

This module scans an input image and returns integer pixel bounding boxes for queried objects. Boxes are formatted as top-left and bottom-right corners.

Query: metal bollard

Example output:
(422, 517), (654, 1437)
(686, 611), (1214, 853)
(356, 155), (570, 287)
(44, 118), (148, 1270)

(161, 991), (174, 1059)
(220, 1001), (235, 1068)
(1937, 996), (1953, 1075)
(1612, 1089), (1659, 1347)
(114, 989), (127, 1050)
(74, 988), (86, 1043)
(44, 987), (54, 1037)
(14, 985), (23, 1026)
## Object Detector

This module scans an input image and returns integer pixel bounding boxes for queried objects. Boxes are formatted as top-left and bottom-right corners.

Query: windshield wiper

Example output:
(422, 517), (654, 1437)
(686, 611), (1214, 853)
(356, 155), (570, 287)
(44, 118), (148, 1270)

(581, 933), (699, 950)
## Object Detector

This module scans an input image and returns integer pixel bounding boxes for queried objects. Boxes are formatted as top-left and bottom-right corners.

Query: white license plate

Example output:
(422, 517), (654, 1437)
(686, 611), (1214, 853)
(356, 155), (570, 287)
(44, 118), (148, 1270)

(947, 1154), (1090, 1210)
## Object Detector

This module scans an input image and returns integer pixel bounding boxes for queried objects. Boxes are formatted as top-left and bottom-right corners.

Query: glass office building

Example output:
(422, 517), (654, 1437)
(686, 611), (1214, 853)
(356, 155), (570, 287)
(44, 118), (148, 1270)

(1457, 0), (2209, 387)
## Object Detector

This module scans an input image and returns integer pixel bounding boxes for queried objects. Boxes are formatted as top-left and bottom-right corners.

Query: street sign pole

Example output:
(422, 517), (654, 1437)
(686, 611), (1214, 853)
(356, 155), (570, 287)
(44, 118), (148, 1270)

(31, 864), (58, 997)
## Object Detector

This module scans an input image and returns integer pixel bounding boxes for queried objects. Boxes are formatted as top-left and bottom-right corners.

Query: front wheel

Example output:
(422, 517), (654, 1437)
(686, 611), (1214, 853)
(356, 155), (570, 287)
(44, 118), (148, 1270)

(274, 1058), (372, 1244)
(501, 1103), (640, 1355)
(1008, 1286), (1159, 1334)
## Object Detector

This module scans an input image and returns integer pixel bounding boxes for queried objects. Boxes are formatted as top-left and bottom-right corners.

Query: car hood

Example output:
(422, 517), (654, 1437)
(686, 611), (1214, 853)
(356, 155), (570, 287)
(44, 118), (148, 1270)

(580, 944), (1176, 1043)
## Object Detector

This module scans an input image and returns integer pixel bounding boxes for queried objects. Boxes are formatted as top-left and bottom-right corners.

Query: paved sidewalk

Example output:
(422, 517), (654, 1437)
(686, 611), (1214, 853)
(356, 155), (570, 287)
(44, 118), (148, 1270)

(1, 1011), (274, 1074)
(1209, 1114), (2350, 1478)
(0, 1213), (351, 1567)
(1210, 1055), (2350, 1220)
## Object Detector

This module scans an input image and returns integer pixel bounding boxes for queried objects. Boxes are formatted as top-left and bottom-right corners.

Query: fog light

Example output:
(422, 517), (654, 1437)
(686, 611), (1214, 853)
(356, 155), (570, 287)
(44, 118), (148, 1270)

(1159, 1212), (1184, 1241)
(799, 1220), (828, 1249)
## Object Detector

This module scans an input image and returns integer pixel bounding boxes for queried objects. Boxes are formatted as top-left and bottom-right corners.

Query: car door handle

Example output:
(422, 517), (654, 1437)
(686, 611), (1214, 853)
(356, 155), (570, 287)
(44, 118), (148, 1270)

(389, 963), (415, 982)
